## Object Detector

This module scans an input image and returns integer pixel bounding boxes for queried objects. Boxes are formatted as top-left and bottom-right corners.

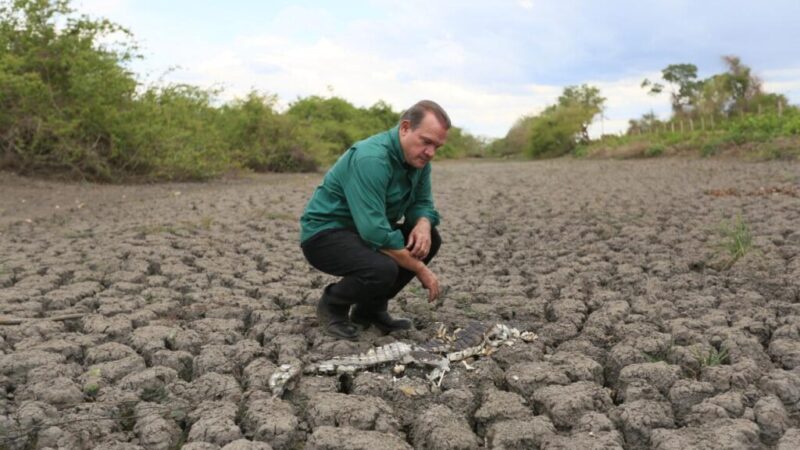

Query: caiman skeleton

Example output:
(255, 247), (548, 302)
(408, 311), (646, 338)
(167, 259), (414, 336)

(269, 322), (537, 397)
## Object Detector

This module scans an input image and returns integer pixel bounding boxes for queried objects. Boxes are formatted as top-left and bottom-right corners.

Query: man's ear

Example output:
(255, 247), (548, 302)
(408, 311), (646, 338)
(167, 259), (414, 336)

(399, 119), (411, 134)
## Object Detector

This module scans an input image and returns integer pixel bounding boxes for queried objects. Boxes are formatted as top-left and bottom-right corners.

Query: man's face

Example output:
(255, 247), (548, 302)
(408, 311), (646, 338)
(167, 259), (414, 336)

(398, 112), (448, 169)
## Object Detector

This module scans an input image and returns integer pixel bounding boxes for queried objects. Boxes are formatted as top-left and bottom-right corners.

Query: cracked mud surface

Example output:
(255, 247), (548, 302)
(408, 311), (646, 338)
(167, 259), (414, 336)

(1, 159), (800, 449)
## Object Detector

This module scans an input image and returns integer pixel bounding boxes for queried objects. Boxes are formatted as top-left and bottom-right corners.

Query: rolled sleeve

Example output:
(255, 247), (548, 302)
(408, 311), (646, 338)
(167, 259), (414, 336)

(343, 156), (406, 249)
(404, 165), (440, 228)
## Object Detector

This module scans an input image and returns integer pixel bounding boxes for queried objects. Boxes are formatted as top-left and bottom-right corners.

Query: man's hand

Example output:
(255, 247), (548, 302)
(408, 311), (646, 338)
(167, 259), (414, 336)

(380, 241), (440, 303)
(416, 266), (440, 303)
(406, 218), (432, 260)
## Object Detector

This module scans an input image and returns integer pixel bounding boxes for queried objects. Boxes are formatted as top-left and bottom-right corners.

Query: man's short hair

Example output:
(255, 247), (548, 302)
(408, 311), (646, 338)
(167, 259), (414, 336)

(400, 100), (451, 130)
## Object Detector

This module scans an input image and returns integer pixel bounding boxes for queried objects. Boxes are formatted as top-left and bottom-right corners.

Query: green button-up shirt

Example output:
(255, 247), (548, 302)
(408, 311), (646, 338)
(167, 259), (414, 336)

(300, 125), (440, 250)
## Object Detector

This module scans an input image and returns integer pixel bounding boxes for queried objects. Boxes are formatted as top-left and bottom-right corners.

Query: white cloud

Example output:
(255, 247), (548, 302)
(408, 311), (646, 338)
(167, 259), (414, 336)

(761, 67), (800, 79)
(517, 0), (535, 10)
(169, 31), (562, 138)
(761, 66), (800, 104)
(764, 80), (800, 95)
(134, 23), (681, 139)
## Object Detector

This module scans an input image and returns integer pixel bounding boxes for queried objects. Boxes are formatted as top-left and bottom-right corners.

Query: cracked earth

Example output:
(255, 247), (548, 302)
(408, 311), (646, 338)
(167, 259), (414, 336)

(1, 158), (799, 449)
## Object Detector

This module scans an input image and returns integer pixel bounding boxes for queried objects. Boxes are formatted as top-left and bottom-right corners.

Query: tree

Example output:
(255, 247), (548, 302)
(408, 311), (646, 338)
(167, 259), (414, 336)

(694, 74), (729, 117)
(641, 78), (664, 95)
(489, 115), (533, 156)
(642, 63), (701, 115)
(556, 84), (606, 143)
(720, 55), (762, 115)
(691, 56), (768, 117)
(527, 104), (592, 157)
(491, 84), (605, 159)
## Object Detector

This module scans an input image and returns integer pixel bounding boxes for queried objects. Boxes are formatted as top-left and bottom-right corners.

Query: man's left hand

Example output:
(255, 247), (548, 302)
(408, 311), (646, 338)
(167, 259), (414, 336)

(406, 218), (432, 260)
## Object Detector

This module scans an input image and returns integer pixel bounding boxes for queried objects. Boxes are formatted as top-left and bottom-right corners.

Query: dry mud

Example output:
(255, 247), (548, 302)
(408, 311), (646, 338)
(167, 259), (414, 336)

(1, 159), (799, 450)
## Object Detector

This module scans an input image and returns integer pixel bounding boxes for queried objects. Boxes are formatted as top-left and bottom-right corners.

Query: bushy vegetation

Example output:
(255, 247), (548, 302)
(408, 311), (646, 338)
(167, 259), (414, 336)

(587, 57), (800, 160)
(585, 108), (800, 160)
(0, 0), (484, 181)
(286, 96), (399, 164)
(641, 57), (784, 119)
(490, 84), (606, 158)
(493, 55), (798, 161)
(1, 0), (139, 179)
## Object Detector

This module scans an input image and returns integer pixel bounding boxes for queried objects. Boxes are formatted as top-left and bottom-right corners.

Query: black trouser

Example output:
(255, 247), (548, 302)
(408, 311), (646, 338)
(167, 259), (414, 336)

(301, 224), (441, 308)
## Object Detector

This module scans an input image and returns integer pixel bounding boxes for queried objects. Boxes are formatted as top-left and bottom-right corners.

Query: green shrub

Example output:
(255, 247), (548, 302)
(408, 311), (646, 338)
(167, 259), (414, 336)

(488, 116), (532, 157)
(119, 84), (233, 180)
(287, 96), (399, 164)
(218, 92), (318, 172)
(700, 140), (722, 157)
(438, 127), (486, 158)
(662, 132), (685, 146)
(781, 114), (800, 135)
(644, 144), (664, 157)
(0, 0), (139, 179)
(527, 105), (593, 158)
(572, 144), (589, 157)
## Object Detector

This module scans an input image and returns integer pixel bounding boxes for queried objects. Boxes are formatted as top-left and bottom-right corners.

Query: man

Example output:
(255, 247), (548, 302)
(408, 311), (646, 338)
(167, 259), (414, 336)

(300, 100), (449, 339)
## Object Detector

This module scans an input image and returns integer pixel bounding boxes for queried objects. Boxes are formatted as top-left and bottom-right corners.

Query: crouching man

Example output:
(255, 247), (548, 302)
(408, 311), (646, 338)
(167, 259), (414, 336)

(299, 100), (449, 339)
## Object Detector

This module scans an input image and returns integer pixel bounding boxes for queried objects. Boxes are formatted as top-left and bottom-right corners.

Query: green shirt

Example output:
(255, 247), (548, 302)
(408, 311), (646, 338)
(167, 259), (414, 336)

(300, 125), (440, 250)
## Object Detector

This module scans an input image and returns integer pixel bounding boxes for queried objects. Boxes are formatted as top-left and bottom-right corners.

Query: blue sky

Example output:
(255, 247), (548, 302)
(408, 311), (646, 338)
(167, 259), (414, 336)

(79, 0), (800, 138)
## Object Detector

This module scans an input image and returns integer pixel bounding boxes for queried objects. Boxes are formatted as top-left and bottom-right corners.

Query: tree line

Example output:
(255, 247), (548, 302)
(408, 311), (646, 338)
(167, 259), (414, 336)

(0, 0), (485, 181)
(2, 0), (797, 182)
(492, 56), (798, 160)
(632, 57), (791, 134)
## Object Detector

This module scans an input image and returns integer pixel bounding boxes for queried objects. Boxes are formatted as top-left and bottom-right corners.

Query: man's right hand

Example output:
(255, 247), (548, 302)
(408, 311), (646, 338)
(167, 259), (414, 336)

(380, 247), (440, 302)
(416, 266), (440, 303)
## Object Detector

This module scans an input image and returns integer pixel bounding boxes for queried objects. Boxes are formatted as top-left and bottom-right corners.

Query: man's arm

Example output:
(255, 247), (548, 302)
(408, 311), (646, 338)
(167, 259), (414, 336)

(380, 247), (440, 302)
(343, 156), (406, 250)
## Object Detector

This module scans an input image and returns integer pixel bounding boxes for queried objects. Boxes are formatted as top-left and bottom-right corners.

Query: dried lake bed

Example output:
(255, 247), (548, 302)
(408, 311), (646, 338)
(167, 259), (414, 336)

(1, 158), (799, 449)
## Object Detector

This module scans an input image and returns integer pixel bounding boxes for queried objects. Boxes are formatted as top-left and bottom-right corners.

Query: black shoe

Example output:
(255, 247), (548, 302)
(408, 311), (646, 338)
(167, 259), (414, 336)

(317, 297), (358, 340)
(351, 306), (413, 333)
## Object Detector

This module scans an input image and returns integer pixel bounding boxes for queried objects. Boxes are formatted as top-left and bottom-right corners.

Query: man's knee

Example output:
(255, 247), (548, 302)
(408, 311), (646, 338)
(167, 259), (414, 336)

(368, 257), (399, 288)
(425, 227), (442, 262)
(431, 227), (442, 253)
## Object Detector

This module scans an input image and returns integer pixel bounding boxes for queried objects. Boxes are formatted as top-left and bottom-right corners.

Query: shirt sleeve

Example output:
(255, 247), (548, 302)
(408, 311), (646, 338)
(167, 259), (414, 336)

(404, 164), (441, 228)
(343, 156), (406, 250)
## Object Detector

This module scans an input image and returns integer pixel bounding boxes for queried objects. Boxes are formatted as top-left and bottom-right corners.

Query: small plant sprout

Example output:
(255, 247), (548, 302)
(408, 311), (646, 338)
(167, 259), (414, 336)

(199, 216), (214, 230)
(716, 213), (754, 268)
(84, 383), (100, 399)
(693, 347), (730, 367)
(141, 385), (168, 403)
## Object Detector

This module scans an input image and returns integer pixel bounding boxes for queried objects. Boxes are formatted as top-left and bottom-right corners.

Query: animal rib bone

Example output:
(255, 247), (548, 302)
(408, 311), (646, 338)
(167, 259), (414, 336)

(269, 322), (537, 397)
